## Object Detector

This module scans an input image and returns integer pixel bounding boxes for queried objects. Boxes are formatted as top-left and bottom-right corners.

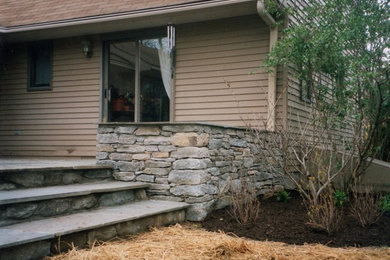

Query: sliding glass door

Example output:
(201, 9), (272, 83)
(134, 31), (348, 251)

(105, 35), (172, 122)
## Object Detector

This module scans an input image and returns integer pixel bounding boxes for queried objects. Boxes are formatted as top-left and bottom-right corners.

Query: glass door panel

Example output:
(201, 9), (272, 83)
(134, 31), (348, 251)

(140, 38), (170, 122)
(108, 41), (136, 122)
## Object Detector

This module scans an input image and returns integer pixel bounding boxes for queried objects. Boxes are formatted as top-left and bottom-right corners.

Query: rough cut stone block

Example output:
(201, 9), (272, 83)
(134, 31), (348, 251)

(117, 161), (142, 172)
(7, 173), (44, 188)
(152, 152), (169, 158)
(98, 127), (115, 134)
(97, 134), (118, 144)
(149, 184), (170, 190)
(132, 153), (151, 160)
(171, 133), (209, 147)
(145, 160), (171, 168)
(171, 147), (210, 158)
(155, 177), (168, 184)
(162, 125), (203, 133)
(84, 169), (112, 179)
(6, 203), (38, 219)
(0, 183), (16, 190)
(172, 159), (212, 170)
(186, 200), (215, 221)
(135, 127), (161, 136)
(151, 195), (184, 202)
(88, 226), (117, 244)
(136, 174), (155, 183)
(71, 195), (97, 210)
(215, 196), (232, 210)
(229, 138), (248, 147)
(170, 184), (218, 197)
(98, 190), (134, 206)
(119, 135), (137, 144)
(207, 167), (220, 176)
(256, 172), (273, 181)
(208, 139), (223, 150)
(116, 126), (137, 134)
(185, 194), (213, 203)
(144, 146), (159, 152)
(0, 241), (51, 260)
(117, 145), (145, 153)
(143, 168), (170, 176)
(96, 152), (108, 160)
(168, 170), (210, 185)
(144, 136), (171, 145)
(158, 145), (177, 152)
(38, 199), (71, 217)
(113, 171), (136, 181)
(109, 153), (132, 161)
(96, 144), (115, 152)
(62, 172), (83, 184)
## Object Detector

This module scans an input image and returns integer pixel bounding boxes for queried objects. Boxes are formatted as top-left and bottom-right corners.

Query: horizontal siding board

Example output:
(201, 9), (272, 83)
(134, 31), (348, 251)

(174, 16), (269, 127)
(175, 67), (266, 80)
(176, 54), (266, 67)
(0, 37), (101, 157)
(176, 100), (267, 110)
(176, 87), (266, 98)
(0, 124), (97, 131)
(176, 61), (263, 74)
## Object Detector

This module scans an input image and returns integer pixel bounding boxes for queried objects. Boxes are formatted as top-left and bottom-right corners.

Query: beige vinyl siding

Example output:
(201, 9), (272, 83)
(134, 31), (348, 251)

(0, 37), (101, 157)
(174, 15), (270, 127)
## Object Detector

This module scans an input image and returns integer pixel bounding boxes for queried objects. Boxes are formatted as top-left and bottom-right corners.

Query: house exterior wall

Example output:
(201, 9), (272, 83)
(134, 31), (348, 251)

(0, 37), (101, 157)
(174, 15), (270, 127)
(0, 15), (273, 157)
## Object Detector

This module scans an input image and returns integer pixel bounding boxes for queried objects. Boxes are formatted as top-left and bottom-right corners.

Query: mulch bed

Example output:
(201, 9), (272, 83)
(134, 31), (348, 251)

(202, 191), (390, 247)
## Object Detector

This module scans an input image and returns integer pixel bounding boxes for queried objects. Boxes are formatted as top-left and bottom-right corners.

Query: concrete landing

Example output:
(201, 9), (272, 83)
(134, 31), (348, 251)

(0, 182), (150, 205)
(0, 200), (189, 249)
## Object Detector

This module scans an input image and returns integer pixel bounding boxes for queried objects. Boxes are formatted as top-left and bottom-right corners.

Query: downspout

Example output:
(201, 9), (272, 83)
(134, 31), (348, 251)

(257, 0), (278, 131)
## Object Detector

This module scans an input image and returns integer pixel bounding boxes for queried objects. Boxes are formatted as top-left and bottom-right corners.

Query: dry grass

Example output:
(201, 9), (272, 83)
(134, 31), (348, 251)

(47, 224), (390, 260)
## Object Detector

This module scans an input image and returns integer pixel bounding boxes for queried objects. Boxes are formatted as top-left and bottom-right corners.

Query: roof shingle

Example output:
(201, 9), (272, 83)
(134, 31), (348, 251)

(0, 0), (202, 27)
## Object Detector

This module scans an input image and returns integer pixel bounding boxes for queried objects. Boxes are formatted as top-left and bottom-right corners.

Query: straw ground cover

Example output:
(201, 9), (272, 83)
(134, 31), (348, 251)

(48, 224), (389, 260)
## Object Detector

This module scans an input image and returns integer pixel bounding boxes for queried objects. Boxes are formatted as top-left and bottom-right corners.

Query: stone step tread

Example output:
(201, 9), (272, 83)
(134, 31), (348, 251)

(0, 182), (150, 205)
(0, 200), (189, 249)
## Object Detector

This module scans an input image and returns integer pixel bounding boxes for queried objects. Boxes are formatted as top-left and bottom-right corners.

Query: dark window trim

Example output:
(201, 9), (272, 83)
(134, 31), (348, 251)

(299, 78), (312, 104)
(27, 40), (53, 91)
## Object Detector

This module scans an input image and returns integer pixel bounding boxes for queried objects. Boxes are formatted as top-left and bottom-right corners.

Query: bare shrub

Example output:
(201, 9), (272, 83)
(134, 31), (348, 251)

(349, 183), (382, 227)
(306, 187), (343, 234)
(228, 172), (260, 225)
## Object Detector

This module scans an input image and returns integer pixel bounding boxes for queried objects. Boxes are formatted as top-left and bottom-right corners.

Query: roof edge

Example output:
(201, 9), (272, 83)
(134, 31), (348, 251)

(1, 0), (252, 34)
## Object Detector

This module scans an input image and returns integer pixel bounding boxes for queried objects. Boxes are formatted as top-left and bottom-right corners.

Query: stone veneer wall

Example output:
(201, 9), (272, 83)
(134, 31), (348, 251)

(96, 123), (283, 221)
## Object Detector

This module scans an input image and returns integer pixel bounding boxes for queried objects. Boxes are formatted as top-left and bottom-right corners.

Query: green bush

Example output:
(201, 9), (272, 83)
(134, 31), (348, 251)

(333, 190), (347, 208)
(379, 194), (390, 216)
(276, 190), (291, 203)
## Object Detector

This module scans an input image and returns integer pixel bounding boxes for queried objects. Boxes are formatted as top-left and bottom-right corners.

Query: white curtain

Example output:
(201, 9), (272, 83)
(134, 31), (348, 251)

(158, 48), (173, 100)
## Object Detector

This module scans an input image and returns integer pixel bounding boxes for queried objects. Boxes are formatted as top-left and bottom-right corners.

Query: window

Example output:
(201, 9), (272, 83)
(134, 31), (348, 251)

(28, 41), (52, 91)
(299, 65), (312, 103)
(106, 32), (174, 122)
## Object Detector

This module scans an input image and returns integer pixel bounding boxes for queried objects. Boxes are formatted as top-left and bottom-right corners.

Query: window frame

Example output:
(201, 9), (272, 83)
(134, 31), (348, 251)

(27, 41), (53, 91)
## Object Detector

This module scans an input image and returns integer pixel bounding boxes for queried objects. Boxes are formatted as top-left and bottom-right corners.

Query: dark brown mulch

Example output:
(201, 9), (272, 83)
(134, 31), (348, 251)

(201, 191), (390, 247)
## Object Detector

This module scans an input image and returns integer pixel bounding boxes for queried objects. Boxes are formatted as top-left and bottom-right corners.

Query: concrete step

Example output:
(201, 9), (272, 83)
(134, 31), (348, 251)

(0, 181), (149, 205)
(0, 182), (150, 227)
(0, 200), (189, 259)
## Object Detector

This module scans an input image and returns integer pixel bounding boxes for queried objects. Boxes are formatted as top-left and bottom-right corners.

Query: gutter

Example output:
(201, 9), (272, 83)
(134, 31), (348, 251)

(257, 0), (278, 131)
(0, 0), (252, 34)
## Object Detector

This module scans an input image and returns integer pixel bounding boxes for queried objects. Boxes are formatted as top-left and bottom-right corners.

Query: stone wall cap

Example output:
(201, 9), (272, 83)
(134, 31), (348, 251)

(98, 122), (264, 132)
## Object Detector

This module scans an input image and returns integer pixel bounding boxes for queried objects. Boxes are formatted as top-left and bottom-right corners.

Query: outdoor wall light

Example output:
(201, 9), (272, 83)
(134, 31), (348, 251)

(82, 40), (92, 58)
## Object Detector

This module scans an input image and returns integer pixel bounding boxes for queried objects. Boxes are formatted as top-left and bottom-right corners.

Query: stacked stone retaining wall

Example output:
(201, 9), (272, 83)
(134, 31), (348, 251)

(97, 123), (283, 221)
